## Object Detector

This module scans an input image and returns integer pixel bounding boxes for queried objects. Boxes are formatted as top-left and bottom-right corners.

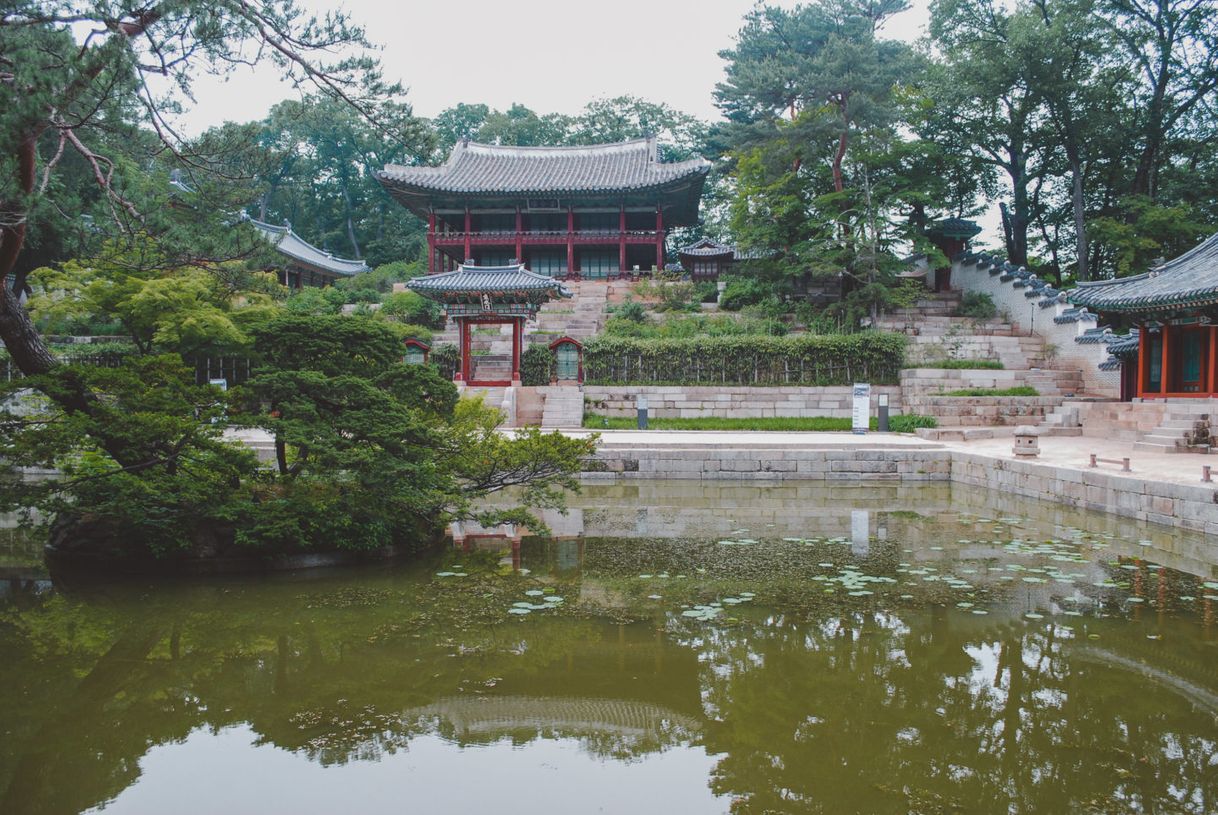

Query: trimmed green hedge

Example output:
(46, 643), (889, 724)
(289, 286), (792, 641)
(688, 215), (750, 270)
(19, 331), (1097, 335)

(583, 332), (905, 386)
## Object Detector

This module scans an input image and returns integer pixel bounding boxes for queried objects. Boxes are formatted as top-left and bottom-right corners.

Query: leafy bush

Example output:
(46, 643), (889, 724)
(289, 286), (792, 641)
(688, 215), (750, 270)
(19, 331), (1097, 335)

(718, 277), (771, 311)
(887, 414), (938, 432)
(380, 290), (445, 328)
(602, 313), (787, 339)
(955, 291), (997, 320)
(584, 332), (906, 386)
(521, 344), (555, 386)
(430, 343), (459, 380)
(610, 299), (647, 323)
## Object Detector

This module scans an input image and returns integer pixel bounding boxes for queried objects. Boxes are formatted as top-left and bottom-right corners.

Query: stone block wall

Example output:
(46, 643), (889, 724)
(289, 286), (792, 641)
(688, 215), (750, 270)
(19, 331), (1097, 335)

(583, 385), (905, 419)
(951, 258), (1120, 397)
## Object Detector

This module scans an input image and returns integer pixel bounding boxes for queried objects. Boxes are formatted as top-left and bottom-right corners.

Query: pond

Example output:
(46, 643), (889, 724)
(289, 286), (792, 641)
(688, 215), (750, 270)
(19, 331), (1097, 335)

(2, 482), (1216, 814)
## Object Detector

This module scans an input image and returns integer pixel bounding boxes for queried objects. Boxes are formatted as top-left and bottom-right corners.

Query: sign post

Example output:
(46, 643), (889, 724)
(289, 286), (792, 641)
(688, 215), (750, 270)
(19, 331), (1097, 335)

(851, 383), (871, 435)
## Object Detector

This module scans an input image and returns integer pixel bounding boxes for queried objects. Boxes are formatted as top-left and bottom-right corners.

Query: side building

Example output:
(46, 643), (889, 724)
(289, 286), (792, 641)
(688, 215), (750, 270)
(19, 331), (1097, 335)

(376, 137), (709, 279)
(1070, 232), (1218, 399)
(248, 218), (369, 288)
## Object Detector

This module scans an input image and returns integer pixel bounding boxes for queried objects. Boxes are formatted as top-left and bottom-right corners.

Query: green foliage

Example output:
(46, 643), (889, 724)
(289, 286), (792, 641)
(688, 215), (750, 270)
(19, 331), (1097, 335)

(954, 292), (998, 320)
(1087, 197), (1213, 278)
(941, 386), (1038, 397)
(0, 355), (259, 555)
(603, 313), (787, 339)
(584, 332), (906, 386)
(719, 278), (772, 311)
(582, 413), (938, 432)
(610, 299), (648, 323)
(27, 240), (282, 355)
(379, 290), (445, 329)
(521, 344), (556, 386)
(429, 343), (460, 381)
(695, 282), (720, 303)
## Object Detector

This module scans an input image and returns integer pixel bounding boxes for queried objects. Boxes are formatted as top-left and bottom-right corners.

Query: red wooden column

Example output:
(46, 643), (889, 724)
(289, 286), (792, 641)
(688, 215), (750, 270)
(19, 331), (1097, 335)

(463, 208), (472, 262)
(427, 212), (436, 275)
(618, 205), (627, 278)
(655, 208), (664, 271)
(1208, 326), (1217, 396)
(456, 318), (470, 382)
(1136, 324), (1146, 398)
(566, 206), (576, 280)
(1161, 323), (1172, 396)
(511, 317), (522, 384)
(515, 207), (523, 264)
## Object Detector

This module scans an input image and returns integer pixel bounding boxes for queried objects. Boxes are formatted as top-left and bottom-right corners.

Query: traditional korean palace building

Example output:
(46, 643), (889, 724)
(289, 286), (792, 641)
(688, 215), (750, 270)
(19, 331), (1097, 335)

(377, 137), (710, 279)
(1070, 233), (1218, 398)
(248, 218), (369, 288)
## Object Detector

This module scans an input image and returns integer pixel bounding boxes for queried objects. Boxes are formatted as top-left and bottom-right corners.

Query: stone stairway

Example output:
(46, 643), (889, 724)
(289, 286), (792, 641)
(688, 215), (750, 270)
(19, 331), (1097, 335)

(540, 385), (584, 428)
(878, 292), (1050, 370)
(1133, 400), (1215, 453)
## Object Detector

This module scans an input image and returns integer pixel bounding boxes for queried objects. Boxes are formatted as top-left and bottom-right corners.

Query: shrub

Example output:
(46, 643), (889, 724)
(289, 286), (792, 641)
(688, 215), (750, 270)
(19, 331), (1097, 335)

(583, 332), (906, 386)
(521, 344), (555, 386)
(695, 281), (719, 303)
(718, 277), (771, 311)
(380, 290), (445, 329)
(612, 299), (647, 323)
(888, 414), (938, 432)
(430, 343), (459, 380)
(955, 291), (997, 320)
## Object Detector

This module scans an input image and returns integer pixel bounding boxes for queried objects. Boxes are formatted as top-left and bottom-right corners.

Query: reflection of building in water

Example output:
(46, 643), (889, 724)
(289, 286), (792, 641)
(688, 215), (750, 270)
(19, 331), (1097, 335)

(404, 695), (700, 745)
(400, 620), (705, 757)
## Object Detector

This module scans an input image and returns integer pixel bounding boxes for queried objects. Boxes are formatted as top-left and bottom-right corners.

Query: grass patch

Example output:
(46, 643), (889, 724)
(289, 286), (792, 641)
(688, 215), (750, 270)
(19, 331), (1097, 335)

(582, 414), (938, 433)
(940, 386), (1039, 397)
(910, 359), (1004, 370)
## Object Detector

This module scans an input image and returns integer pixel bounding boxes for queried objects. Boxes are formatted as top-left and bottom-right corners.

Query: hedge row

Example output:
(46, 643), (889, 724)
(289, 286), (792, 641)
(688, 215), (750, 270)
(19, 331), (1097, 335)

(583, 333), (906, 386)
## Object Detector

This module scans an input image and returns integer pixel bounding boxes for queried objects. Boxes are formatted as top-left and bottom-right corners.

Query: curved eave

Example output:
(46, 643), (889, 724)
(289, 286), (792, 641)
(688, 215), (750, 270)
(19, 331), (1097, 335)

(377, 168), (708, 226)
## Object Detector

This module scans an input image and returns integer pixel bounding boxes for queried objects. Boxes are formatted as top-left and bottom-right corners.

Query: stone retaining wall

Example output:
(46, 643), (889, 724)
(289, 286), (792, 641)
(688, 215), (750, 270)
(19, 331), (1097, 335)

(900, 395), (1066, 426)
(583, 385), (905, 419)
(582, 445), (1218, 534)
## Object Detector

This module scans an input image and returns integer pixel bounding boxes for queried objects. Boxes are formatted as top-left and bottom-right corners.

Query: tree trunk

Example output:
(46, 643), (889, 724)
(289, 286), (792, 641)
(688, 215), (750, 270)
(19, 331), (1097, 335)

(0, 135), (58, 376)
(1069, 151), (1088, 281)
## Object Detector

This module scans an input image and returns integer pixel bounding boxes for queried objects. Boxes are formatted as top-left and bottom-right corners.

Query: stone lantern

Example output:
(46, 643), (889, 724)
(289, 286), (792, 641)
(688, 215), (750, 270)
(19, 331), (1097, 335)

(1013, 425), (1041, 458)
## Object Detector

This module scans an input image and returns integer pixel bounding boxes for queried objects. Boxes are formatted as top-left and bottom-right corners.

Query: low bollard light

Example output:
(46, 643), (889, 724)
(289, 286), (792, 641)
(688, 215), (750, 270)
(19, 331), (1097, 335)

(637, 395), (648, 430)
(877, 393), (890, 433)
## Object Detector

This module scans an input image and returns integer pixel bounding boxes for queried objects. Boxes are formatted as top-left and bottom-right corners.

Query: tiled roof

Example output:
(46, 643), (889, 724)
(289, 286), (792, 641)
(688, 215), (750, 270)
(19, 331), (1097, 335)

(677, 237), (772, 261)
(380, 137), (709, 197)
(1099, 329), (1140, 370)
(1068, 232), (1218, 313)
(678, 238), (734, 258)
(408, 263), (571, 299)
(928, 217), (981, 239)
(249, 218), (368, 277)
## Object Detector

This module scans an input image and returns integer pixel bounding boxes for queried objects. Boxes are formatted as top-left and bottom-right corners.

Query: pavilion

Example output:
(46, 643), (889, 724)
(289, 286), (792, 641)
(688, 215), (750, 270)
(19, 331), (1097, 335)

(377, 137), (709, 279)
(1070, 232), (1218, 398)
(676, 238), (769, 281)
(407, 262), (569, 386)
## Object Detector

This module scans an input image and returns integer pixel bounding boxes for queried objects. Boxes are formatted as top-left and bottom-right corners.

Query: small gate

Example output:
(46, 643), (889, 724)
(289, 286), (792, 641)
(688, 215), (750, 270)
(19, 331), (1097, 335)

(549, 336), (583, 383)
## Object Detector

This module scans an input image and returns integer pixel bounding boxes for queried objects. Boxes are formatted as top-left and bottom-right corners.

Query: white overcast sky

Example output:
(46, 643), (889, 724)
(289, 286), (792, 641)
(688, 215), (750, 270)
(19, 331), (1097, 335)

(177, 0), (932, 133)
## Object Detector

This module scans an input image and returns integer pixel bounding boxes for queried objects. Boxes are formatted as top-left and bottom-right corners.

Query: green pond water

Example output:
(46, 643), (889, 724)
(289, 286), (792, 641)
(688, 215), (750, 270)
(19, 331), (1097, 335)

(2, 481), (1217, 815)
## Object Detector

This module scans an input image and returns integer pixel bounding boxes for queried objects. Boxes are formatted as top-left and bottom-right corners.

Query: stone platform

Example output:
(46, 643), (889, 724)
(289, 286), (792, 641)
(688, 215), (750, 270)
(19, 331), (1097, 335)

(571, 430), (1218, 536)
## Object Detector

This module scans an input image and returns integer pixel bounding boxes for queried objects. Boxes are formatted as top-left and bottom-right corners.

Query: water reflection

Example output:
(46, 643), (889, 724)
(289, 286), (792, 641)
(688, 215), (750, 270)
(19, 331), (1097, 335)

(1, 482), (1216, 814)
